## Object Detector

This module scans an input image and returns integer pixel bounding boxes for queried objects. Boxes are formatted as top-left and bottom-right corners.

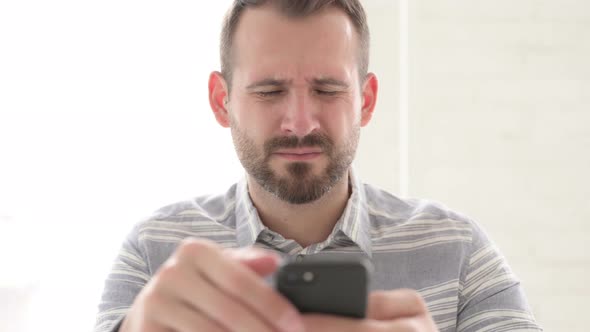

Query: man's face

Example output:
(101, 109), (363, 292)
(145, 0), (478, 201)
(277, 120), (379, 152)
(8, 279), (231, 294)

(226, 6), (370, 204)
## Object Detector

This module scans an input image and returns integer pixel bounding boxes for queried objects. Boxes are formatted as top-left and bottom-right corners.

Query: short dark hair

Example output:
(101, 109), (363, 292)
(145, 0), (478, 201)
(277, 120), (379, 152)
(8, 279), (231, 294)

(220, 0), (370, 89)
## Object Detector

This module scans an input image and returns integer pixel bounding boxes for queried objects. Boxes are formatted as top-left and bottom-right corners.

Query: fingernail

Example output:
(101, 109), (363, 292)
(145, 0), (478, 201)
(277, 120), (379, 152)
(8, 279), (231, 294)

(227, 248), (263, 259)
(268, 252), (283, 264)
(279, 310), (305, 332)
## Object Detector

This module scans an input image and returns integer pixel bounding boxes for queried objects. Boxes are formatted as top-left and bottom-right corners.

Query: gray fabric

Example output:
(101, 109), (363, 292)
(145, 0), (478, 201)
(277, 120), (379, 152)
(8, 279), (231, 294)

(94, 171), (542, 332)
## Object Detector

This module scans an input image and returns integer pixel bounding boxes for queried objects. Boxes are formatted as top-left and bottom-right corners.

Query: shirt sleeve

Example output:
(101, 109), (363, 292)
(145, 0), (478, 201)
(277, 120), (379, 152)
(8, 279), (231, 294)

(93, 224), (150, 332)
(456, 222), (543, 331)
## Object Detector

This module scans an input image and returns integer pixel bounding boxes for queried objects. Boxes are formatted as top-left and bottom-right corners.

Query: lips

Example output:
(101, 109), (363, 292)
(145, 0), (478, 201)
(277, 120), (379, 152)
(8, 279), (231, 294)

(275, 148), (322, 154)
(273, 148), (323, 161)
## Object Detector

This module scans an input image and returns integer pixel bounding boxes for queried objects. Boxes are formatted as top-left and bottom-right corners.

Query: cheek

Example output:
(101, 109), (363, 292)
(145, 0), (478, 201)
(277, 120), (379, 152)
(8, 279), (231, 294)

(233, 100), (283, 135)
(319, 104), (359, 139)
(231, 109), (275, 150)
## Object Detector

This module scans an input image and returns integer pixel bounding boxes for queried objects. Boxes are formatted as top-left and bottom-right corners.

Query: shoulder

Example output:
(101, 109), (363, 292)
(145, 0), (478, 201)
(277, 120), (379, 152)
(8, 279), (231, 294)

(363, 183), (487, 243)
(154, 186), (236, 220)
(134, 184), (239, 237)
(363, 183), (471, 224)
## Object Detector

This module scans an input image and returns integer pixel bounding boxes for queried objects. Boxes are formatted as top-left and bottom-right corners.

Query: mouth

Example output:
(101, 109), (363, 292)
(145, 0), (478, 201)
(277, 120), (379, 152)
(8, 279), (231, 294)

(273, 148), (323, 161)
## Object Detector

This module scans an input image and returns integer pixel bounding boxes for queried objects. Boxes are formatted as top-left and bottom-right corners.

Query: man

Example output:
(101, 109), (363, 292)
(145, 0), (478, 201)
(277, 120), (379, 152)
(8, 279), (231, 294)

(95, 1), (542, 331)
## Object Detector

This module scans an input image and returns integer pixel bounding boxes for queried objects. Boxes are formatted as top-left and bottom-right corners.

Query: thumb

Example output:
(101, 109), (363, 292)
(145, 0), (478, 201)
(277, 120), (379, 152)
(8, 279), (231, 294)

(225, 247), (282, 277)
(367, 289), (428, 320)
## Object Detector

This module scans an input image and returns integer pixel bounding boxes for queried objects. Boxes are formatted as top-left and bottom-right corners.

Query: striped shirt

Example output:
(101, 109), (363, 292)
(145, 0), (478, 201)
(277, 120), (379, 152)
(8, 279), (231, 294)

(95, 171), (542, 332)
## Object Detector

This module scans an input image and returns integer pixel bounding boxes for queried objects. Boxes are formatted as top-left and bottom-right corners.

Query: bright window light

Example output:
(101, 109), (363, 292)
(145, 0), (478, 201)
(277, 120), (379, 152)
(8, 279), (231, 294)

(0, 1), (237, 331)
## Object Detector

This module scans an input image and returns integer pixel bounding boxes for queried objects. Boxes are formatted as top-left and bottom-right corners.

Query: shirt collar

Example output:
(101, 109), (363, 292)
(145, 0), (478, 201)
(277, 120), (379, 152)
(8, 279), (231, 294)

(234, 177), (266, 248)
(335, 168), (372, 257)
(233, 168), (372, 257)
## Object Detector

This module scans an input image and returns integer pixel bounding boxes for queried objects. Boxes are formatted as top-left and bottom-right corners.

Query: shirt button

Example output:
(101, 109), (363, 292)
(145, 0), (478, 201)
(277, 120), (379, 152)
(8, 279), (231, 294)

(296, 254), (304, 262)
(266, 233), (275, 241)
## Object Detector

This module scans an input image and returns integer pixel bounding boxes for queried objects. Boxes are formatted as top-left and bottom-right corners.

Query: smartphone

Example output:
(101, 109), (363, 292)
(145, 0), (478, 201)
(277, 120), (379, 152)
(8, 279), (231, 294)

(275, 256), (371, 318)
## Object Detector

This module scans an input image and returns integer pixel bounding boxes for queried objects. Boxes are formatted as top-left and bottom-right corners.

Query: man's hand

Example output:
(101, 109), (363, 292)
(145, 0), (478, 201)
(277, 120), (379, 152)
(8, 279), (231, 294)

(301, 289), (439, 332)
(119, 238), (304, 332)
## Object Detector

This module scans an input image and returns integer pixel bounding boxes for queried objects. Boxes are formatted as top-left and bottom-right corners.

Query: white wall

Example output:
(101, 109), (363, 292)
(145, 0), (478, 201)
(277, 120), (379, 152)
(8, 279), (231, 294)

(407, 1), (590, 331)
(355, 1), (400, 194)
(0, 1), (238, 331)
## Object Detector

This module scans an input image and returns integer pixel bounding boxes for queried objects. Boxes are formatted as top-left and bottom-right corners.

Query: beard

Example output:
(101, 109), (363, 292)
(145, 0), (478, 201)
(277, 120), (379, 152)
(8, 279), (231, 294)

(230, 119), (359, 205)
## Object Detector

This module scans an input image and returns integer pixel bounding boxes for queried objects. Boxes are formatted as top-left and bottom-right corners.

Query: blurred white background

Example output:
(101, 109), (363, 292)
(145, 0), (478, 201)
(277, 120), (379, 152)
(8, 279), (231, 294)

(0, 0), (588, 331)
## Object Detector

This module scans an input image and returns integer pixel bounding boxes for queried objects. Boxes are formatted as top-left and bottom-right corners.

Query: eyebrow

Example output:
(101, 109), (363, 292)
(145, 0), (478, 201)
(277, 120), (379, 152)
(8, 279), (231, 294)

(246, 79), (290, 90)
(311, 78), (350, 89)
(245, 77), (350, 90)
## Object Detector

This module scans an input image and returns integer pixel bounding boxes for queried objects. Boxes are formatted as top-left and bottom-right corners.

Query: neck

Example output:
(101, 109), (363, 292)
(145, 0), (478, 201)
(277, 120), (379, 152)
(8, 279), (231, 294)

(247, 171), (351, 248)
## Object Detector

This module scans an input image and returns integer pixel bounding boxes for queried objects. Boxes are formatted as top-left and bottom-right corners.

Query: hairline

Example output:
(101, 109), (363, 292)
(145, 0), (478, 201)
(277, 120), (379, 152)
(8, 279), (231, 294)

(220, 1), (370, 92)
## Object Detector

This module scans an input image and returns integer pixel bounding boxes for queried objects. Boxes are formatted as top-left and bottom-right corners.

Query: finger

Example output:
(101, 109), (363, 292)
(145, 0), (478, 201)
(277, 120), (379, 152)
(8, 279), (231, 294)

(224, 247), (282, 276)
(384, 316), (438, 332)
(177, 239), (304, 332)
(160, 262), (275, 332)
(367, 289), (428, 320)
(302, 314), (390, 332)
(148, 291), (227, 332)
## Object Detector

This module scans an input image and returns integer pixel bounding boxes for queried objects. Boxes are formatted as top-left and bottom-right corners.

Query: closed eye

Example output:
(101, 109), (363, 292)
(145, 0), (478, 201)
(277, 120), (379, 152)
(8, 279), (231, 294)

(256, 90), (283, 97)
(315, 90), (340, 96)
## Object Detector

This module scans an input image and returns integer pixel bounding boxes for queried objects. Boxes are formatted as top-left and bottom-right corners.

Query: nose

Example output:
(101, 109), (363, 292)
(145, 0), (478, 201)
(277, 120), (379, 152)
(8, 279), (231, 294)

(280, 90), (320, 137)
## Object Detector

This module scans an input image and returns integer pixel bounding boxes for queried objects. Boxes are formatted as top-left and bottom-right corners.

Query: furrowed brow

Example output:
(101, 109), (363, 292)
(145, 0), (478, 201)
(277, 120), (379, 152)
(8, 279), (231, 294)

(246, 79), (290, 90)
(311, 78), (350, 89)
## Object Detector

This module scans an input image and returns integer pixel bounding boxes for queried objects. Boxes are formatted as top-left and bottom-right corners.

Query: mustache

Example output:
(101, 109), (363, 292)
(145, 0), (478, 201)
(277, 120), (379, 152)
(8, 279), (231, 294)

(264, 133), (333, 155)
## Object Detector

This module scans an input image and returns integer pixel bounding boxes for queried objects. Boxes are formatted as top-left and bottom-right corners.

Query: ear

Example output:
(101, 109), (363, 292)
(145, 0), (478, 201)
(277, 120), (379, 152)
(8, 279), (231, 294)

(208, 71), (231, 128)
(360, 72), (378, 127)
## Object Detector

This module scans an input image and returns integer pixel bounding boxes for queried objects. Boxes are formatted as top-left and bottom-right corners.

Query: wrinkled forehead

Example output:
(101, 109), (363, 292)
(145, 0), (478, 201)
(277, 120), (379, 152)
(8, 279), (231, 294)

(230, 5), (360, 88)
